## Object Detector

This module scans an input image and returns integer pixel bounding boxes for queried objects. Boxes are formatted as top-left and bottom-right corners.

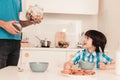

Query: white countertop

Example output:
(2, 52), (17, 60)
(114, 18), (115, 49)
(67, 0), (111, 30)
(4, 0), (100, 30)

(21, 47), (81, 52)
(0, 66), (120, 80)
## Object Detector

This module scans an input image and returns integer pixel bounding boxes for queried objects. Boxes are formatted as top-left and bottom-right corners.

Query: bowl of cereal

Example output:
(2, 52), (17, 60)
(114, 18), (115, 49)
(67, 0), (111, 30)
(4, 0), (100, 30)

(79, 61), (95, 70)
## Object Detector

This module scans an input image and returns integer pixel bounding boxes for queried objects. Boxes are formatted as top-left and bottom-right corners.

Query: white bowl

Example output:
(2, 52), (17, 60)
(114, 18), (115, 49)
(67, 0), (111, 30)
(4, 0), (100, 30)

(29, 62), (49, 72)
(79, 61), (95, 70)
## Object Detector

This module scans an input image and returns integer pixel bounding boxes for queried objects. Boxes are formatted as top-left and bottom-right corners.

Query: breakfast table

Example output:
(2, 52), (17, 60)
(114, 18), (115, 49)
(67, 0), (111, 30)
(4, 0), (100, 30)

(0, 66), (120, 80)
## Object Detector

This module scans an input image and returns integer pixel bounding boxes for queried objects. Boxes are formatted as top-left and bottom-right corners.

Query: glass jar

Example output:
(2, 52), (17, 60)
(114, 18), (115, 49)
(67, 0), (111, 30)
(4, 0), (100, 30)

(26, 4), (43, 23)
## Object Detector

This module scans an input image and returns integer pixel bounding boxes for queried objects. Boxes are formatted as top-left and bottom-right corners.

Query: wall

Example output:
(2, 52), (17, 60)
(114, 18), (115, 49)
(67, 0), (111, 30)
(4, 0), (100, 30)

(21, 0), (119, 59)
(98, 0), (120, 59)
(20, 0), (98, 48)
(21, 13), (98, 48)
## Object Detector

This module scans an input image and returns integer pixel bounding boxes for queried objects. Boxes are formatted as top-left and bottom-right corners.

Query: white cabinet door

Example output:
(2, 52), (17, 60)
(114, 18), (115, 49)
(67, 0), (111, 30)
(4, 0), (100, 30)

(25, 0), (99, 15)
(19, 49), (66, 69)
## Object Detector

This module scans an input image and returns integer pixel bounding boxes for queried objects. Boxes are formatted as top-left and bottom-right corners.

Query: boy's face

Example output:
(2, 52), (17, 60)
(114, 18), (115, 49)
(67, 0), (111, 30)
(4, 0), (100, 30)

(82, 36), (94, 49)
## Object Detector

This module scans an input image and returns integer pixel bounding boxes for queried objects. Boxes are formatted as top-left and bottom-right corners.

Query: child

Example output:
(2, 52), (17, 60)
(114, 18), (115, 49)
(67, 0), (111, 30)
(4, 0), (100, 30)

(65, 30), (115, 70)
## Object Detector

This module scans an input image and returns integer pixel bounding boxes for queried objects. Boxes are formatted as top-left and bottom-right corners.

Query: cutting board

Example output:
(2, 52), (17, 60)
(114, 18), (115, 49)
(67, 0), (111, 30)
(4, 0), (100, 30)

(55, 32), (66, 47)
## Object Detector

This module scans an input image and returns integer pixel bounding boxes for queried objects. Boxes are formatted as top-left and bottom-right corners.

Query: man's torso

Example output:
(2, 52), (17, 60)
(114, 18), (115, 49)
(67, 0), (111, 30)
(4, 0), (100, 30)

(0, 0), (22, 40)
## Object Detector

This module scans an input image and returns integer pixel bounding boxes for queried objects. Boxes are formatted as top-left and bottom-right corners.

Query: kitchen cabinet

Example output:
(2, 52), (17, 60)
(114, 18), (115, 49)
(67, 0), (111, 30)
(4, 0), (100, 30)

(25, 0), (99, 15)
(19, 48), (67, 69)
(18, 47), (80, 69)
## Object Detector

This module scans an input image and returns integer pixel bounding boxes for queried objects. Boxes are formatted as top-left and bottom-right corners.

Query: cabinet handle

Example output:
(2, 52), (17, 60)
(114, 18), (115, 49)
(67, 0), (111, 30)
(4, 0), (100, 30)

(24, 53), (30, 58)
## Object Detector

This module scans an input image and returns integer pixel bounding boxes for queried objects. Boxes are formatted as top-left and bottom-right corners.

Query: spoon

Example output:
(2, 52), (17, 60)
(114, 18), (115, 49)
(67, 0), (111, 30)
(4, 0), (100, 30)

(99, 46), (104, 62)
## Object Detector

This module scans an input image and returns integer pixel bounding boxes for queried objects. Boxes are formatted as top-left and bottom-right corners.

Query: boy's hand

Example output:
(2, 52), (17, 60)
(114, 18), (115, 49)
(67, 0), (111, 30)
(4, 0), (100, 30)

(69, 54), (74, 60)
(64, 61), (73, 70)
(99, 62), (106, 70)
(99, 61), (115, 70)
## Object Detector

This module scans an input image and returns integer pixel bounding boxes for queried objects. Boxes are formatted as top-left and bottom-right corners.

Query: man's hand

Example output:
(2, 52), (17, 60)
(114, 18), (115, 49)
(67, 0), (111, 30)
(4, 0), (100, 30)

(2, 21), (21, 34)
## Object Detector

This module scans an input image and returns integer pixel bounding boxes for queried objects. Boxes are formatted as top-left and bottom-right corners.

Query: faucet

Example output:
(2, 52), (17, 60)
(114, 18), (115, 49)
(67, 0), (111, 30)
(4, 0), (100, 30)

(77, 32), (84, 48)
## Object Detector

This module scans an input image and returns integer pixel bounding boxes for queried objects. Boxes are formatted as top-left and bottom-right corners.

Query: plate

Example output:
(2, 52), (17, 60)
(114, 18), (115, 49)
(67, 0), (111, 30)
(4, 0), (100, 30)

(61, 72), (97, 80)
(60, 70), (96, 77)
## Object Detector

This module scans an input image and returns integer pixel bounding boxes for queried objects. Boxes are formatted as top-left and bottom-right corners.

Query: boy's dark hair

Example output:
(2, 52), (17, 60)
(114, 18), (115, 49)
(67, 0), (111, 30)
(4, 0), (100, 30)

(85, 30), (107, 53)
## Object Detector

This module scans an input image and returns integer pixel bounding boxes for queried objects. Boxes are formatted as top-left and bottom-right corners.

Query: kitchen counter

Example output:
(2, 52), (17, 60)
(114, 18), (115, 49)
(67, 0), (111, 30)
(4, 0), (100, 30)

(0, 66), (120, 80)
(19, 47), (82, 70)
(21, 47), (82, 52)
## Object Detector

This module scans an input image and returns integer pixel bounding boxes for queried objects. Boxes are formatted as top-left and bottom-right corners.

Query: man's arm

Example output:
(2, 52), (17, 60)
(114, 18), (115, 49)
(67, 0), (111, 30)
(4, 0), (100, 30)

(0, 20), (6, 28)
(19, 20), (34, 28)
(19, 13), (42, 28)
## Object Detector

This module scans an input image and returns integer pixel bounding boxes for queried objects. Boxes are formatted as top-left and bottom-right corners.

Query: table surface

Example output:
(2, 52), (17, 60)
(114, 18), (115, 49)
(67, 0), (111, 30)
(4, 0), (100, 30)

(0, 66), (120, 80)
